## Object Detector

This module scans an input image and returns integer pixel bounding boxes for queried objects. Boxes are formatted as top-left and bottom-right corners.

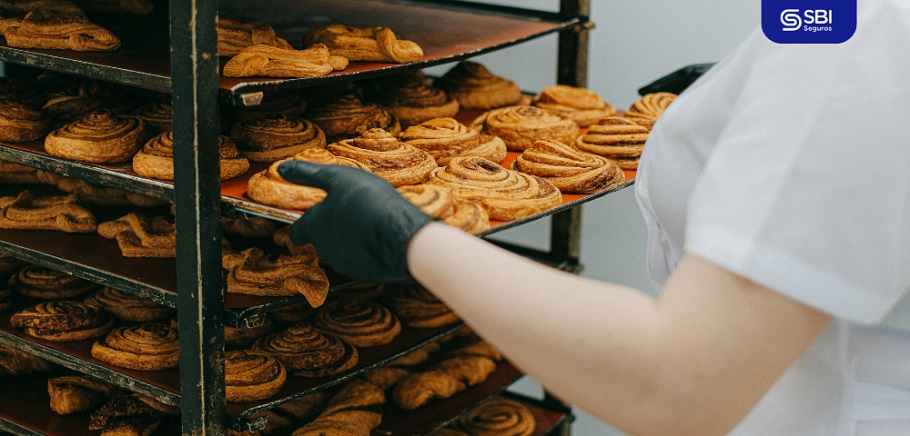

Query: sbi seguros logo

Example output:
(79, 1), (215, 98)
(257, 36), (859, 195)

(762, 0), (856, 43)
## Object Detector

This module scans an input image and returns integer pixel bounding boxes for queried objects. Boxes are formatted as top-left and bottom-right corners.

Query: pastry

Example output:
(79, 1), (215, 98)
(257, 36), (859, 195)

(97, 212), (176, 258)
(230, 114), (326, 163)
(246, 148), (371, 210)
(224, 316), (273, 349)
(91, 323), (180, 371)
(222, 43), (348, 79)
(292, 379), (385, 436)
(224, 349), (287, 403)
(47, 375), (115, 414)
(304, 94), (400, 142)
(574, 117), (649, 170)
(75, 0), (155, 15)
(242, 391), (329, 435)
(0, 160), (57, 185)
(471, 105), (579, 152)
(10, 264), (99, 300)
(41, 79), (135, 127)
(397, 184), (490, 233)
(221, 216), (276, 239)
(399, 117), (507, 166)
(0, 5), (121, 51)
(252, 322), (359, 378)
(312, 299), (401, 348)
(0, 343), (54, 375)
(434, 61), (523, 110)
(225, 91), (307, 124)
(0, 94), (51, 142)
(387, 283), (460, 328)
(427, 156), (562, 221)
(371, 73), (459, 128)
(452, 397), (536, 436)
(512, 139), (625, 194)
(44, 110), (149, 164)
(624, 91), (676, 129)
(10, 300), (114, 342)
(131, 98), (172, 134)
(54, 176), (164, 207)
(133, 130), (250, 180)
(84, 286), (175, 322)
(0, 190), (97, 233)
(304, 23), (423, 63)
(222, 247), (329, 307)
(217, 17), (292, 57)
(326, 128), (437, 187)
(531, 84), (617, 127)
(89, 394), (165, 436)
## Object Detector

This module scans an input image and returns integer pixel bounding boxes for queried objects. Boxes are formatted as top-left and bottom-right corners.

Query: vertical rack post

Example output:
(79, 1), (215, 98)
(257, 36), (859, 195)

(170, 0), (226, 434)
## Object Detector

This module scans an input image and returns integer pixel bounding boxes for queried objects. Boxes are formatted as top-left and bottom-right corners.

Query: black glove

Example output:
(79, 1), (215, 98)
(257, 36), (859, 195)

(277, 161), (435, 283)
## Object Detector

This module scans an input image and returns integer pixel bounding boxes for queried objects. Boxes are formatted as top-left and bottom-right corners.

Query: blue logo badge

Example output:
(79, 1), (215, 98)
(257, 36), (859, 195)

(762, 0), (856, 43)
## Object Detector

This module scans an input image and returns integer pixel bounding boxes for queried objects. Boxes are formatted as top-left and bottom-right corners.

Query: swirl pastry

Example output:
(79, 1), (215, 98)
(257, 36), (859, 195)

(0, 190), (97, 233)
(326, 128), (437, 187)
(305, 94), (400, 142)
(624, 92), (677, 130)
(97, 212), (176, 258)
(252, 322), (359, 378)
(223, 43), (349, 79)
(471, 105), (579, 152)
(0, 6), (121, 51)
(224, 349), (287, 403)
(304, 23), (423, 63)
(388, 283), (459, 328)
(399, 117), (507, 166)
(44, 110), (148, 164)
(513, 139), (625, 194)
(0, 343), (54, 375)
(10, 264), (98, 300)
(0, 160), (57, 185)
(531, 84), (617, 127)
(434, 61), (523, 110)
(453, 397), (536, 436)
(217, 17), (292, 57)
(292, 379), (385, 436)
(427, 156), (562, 221)
(47, 375), (115, 415)
(222, 247), (330, 307)
(313, 299), (402, 347)
(133, 130), (250, 180)
(10, 300), (114, 342)
(230, 114), (326, 163)
(397, 184), (490, 233)
(0, 95), (51, 142)
(91, 323), (180, 371)
(84, 287), (175, 323)
(132, 99), (172, 134)
(54, 176), (163, 207)
(575, 117), (649, 170)
(372, 73), (459, 128)
(247, 148), (370, 210)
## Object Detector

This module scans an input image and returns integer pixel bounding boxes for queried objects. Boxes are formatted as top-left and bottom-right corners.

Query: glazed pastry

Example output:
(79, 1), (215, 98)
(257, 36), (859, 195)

(230, 114), (326, 163)
(223, 43), (349, 79)
(512, 139), (625, 194)
(10, 300), (114, 342)
(305, 94), (400, 142)
(224, 349), (287, 403)
(91, 323), (180, 371)
(531, 84), (617, 127)
(217, 17), (292, 57)
(10, 264), (98, 300)
(0, 160), (57, 185)
(252, 322), (359, 378)
(75, 0), (154, 15)
(292, 379), (385, 436)
(0, 343), (54, 375)
(225, 91), (307, 123)
(399, 117), (507, 166)
(0, 95), (51, 142)
(84, 286), (175, 322)
(453, 397), (536, 436)
(133, 130), (250, 180)
(624, 91), (677, 129)
(132, 99), (172, 134)
(574, 117), (649, 170)
(89, 394), (165, 436)
(313, 299), (401, 347)
(434, 61), (523, 110)
(0, 6), (121, 51)
(44, 110), (149, 164)
(371, 73), (459, 128)
(222, 247), (330, 307)
(427, 156), (562, 221)
(47, 375), (115, 415)
(326, 128), (437, 187)
(224, 316), (273, 349)
(388, 283), (460, 328)
(54, 176), (164, 207)
(471, 105), (579, 152)
(0, 190), (97, 233)
(221, 216), (276, 239)
(304, 23), (423, 63)
(397, 184), (490, 233)
(97, 212), (176, 258)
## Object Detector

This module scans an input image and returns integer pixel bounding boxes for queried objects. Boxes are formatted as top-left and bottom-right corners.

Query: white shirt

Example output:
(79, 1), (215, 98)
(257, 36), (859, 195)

(634, 0), (910, 434)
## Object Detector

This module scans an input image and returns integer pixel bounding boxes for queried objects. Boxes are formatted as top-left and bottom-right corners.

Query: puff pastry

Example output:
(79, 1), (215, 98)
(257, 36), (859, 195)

(230, 114), (326, 163)
(133, 130), (250, 180)
(625, 91), (677, 129)
(427, 156), (562, 221)
(54, 176), (164, 207)
(532, 84), (617, 127)
(10, 264), (98, 300)
(305, 94), (400, 142)
(253, 322), (359, 378)
(222, 247), (329, 308)
(388, 283), (459, 328)
(224, 349), (287, 403)
(453, 397), (536, 436)
(435, 61), (523, 110)
(304, 23), (423, 63)
(91, 323), (180, 371)
(1, 5), (120, 51)
(47, 375), (115, 415)
(326, 128), (437, 187)
(131, 98), (172, 134)
(218, 17), (292, 57)
(89, 393), (165, 436)
(397, 184), (490, 233)
(97, 212), (176, 258)
(292, 379), (385, 436)
(513, 139), (625, 194)
(399, 117), (507, 166)
(0, 95), (51, 142)
(0, 190), (97, 233)
(372, 73), (459, 128)
(471, 105), (579, 152)
(84, 286), (175, 323)
(313, 299), (402, 348)
(574, 117), (649, 170)
(45, 110), (149, 164)
(222, 43), (348, 79)
(0, 343), (54, 375)
(10, 300), (114, 342)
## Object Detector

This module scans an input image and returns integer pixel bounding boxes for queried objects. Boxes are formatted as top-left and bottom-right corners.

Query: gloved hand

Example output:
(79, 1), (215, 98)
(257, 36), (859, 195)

(277, 161), (435, 283)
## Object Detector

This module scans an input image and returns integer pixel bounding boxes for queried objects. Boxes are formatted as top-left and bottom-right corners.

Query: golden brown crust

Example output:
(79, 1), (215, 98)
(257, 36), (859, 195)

(222, 247), (329, 307)
(532, 84), (617, 127)
(0, 95), (51, 142)
(84, 287), (175, 323)
(131, 99), (172, 134)
(373, 74), (459, 128)
(575, 117), (649, 170)
(388, 283), (459, 328)
(313, 299), (402, 348)
(453, 397), (536, 436)
(435, 61), (523, 110)
(392, 340), (501, 410)
(399, 117), (507, 166)
(45, 110), (148, 164)
(97, 213), (176, 258)
(47, 375), (115, 415)
(0, 343), (54, 375)
(625, 91), (677, 120)
(10, 264), (99, 300)
(304, 23), (423, 63)
(217, 17), (292, 57)
(326, 128), (437, 187)
(132, 130), (250, 180)
(224, 349), (287, 403)
(223, 43), (348, 79)
(1, 6), (120, 51)
(471, 105), (579, 152)
(292, 379), (385, 436)
(230, 114), (327, 163)
(252, 322), (359, 378)
(10, 300), (114, 342)
(91, 323), (180, 371)
(396, 184), (490, 233)
(305, 94), (400, 142)
(512, 139), (625, 194)
(0, 190), (97, 233)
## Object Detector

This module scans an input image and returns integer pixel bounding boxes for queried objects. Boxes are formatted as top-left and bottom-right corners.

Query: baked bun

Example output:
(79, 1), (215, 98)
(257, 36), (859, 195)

(10, 264), (99, 300)
(44, 110), (148, 164)
(0, 190), (97, 233)
(0, 95), (51, 142)
(305, 94), (400, 142)
(97, 212), (176, 258)
(326, 128), (436, 187)
(532, 84), (617, 127)
(304, 23), (423, 63)
(10, 300), (114, 342)
(1, 6), (121, 51)
(512, 139), (625, 194)
(575, 117), (649, 170)
(372, 73), (459, 128)
(624, 91), (677, 130)
(133, 131), (250, 180)
(91, 323), (180, 371)
(435, 61), (523, 110)
(222, 247), (329, 308)
(453, 397), (536, 436)
(224, 350), (287, 403)
(399, 117), (506, 166)
(84, 287), (175, 323)
(252, 322), (359, 378)
(471, 105), (579, 152)
(230, 114), (326, 163)
(397, 184), (490, 233)
(313, 299), (402, 348)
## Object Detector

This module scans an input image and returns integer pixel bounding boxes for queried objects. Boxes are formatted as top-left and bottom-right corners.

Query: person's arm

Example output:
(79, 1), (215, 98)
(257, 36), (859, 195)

(408, 222), (831, 436)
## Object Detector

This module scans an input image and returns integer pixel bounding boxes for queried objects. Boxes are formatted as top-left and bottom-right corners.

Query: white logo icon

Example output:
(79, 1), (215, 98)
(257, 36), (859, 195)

(781, 9), (801, 31)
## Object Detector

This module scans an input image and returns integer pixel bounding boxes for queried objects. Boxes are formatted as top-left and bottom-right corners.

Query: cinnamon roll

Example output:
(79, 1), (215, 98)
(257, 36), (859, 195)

(133, 130), (250, 180)
(434, 61), (523, 110)
(399, 117), (506, 166)
(575, 117), (649, 170)
(230, 114), (326, 163)
(512, 139), (625, 194)
(10, 300), (114, 342)
(91, 323), (180, 371)
(47, 375), (115, 415)
(224, 349), (287, 403)
(532, 84), (617, 127)
(313, 299), (402, 347)
(0, 95), (51, 142)
(427, 156), (562, 221)
(388, 283), (459, 328)
(0, 190), (97, 233)
(0, 6), (120, 51)
(252, 322), (359, 378)
(453, 397), (536, 436)
(44, 110), (149, 164)
(625, 91), (677, 128)
(84, 287), (175, 323)
(397, 184), (490, 233)
(222, 43), (348, 79)
(372, 73), (459, 128)
(471, 105), (579, 152)
(10, 264), (98, 300)
(132, 99), (172, 134)
(54, 176), (164, 207)
(97, 212), (176, 258)
(222, 247), (329, 308)
(304, 23), (423, 63)
(326, 128), (437, 187)
(305, 94), (400, 142)
(217, 17), (292, 57)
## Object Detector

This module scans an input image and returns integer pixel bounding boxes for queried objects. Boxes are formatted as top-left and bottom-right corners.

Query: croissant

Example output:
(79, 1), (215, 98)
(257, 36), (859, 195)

(47, 375), (115, 415)
(224, 350), (287, 403)
(222, 43), (348, 79)
(10, 264), (99, 300)
(575, 117), (649, 170)
(133, 130), (250, 180)
(1, 6), (120, 51)
(10, 300), (114, 342)
(397, 184), (490, 233)
(512, 139), (625, 194)
(44, 110), (149, 164)
(222, 247), (329, 307)
(97, 212), (176, 258)
(305, 94), (400, 142)
(230, 114), (326, 163)
(434, 61), (523, 110)
(326, 128), (437, 187)
(0, 190), (97, 233)
(399, 117), (507, 166)
(292, 379), (385, 436)
(452, 397), (536, 436)
(313, 299), (402, 347)
(471, 105), (579, 152)
(305, 23), (423, 63)
(91, 323), (180, 371)
(84, 286), (175, 322)
(217, 17), (292, 57)
(252, 322), (358, 378)
(532, 84), (617, 127)
(0, 95), (51, 142)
